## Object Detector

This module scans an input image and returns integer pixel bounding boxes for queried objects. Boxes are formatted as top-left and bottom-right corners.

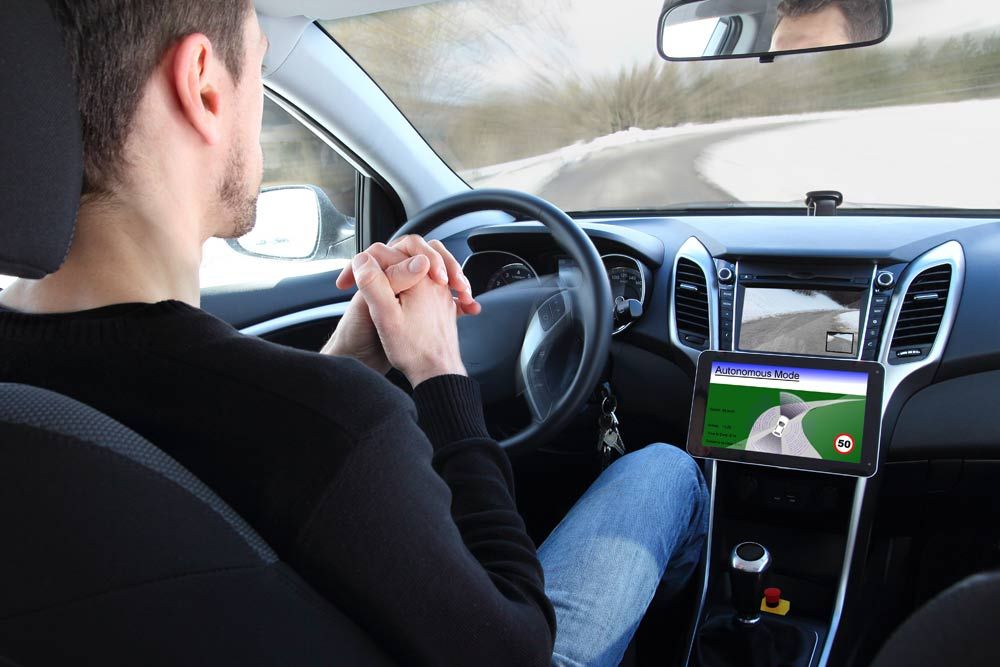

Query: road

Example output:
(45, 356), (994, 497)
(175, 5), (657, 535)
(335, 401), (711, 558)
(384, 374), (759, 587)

(744, 395), (862, 459)
(740, 309), (859, 357)
(538, 122), (803, 210)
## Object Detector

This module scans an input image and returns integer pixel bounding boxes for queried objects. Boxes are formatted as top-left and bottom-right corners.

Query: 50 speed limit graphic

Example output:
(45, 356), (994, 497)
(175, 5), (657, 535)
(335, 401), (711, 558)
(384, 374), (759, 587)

(834, 433), (855, 455)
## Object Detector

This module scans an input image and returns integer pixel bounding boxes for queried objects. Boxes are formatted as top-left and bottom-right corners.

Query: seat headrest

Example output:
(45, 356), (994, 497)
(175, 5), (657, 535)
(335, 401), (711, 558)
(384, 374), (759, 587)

(0, 1), (82, 279)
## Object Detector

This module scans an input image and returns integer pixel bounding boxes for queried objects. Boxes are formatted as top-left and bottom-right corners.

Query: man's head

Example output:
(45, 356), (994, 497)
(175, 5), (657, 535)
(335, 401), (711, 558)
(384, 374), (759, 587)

(772, 0), (884, 52)
(47, 0), (267, 239)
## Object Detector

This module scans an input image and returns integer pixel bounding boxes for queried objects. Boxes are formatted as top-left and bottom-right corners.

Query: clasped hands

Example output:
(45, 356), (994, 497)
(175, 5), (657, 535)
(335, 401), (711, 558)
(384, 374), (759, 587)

(323, 236), (480, 388)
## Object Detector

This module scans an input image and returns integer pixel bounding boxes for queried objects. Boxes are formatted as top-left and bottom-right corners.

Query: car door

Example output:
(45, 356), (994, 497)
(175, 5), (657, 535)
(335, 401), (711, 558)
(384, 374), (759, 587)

(201, 93), (403, 352)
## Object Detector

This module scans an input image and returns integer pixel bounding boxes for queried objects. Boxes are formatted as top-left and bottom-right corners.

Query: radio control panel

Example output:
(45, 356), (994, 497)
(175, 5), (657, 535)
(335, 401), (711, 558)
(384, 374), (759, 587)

(715, 260), (905, 361)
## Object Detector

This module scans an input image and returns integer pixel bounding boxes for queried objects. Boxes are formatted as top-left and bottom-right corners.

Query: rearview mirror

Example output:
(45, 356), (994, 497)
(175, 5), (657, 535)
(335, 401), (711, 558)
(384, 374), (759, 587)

(658, 0), (891, 62)
(227, 184), (356, 261)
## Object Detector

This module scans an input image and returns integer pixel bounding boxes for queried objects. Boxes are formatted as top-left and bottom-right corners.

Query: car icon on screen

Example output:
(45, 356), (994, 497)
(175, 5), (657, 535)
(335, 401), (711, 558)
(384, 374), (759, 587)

(772, 415), (790, 438)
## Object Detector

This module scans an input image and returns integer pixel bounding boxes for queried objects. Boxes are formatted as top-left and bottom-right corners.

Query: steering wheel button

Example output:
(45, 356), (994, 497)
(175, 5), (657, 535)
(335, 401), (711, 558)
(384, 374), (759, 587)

(550, 297), (565, 320)
(539, 303), (555, 331)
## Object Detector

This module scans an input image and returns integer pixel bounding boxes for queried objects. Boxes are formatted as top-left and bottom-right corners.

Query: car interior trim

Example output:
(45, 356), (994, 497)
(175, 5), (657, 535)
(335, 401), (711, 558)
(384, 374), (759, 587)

(878, 240), (966, 409)
(258, 19), (468, 217)
(854, 265), (880, 361)
(671, 237), (719, 366)
(264, 88), (373, 179)
(818, 476), (867, 667)
(239, 302), (350, 338)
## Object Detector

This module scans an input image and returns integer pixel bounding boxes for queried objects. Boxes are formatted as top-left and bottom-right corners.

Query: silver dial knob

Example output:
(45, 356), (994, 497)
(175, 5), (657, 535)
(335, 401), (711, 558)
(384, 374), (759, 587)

(876, 271), (895, 288)
(718, 267), (734, 284)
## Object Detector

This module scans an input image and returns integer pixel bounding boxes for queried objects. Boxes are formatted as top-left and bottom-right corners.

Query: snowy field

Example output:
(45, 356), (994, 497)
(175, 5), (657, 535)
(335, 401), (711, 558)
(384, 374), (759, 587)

(464, 108), (860, 194)
(698, 99), (1000, 209)
(468, 98), (1000, 209)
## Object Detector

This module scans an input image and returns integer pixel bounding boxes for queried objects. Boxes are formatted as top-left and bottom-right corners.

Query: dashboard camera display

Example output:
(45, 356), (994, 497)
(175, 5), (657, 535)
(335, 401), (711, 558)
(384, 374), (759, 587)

(739, 288), (864, 357)
(688, 352), (884, 477)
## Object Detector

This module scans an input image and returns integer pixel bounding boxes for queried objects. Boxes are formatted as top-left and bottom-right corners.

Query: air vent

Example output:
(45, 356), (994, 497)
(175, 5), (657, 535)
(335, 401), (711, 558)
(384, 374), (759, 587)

(675, 258), (710, 347)
(889, 264), (951, 362)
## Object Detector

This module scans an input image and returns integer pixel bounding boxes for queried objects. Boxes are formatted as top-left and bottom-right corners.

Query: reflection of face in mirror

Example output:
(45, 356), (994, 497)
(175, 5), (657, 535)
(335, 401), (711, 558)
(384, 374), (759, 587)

(771, 0), (884, 52)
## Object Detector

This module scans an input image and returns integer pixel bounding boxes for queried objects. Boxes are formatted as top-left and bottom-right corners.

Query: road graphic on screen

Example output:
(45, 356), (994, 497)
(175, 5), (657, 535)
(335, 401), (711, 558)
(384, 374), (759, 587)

(701, 362), (867, 464)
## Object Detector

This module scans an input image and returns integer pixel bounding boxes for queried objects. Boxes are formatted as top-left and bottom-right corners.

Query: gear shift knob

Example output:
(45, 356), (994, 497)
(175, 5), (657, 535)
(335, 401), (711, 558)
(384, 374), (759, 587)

(730, 542), (771, 625)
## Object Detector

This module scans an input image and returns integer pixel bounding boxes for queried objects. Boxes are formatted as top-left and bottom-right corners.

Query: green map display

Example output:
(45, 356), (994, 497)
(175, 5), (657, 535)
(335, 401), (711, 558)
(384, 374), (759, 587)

(702, 382), (865, 464)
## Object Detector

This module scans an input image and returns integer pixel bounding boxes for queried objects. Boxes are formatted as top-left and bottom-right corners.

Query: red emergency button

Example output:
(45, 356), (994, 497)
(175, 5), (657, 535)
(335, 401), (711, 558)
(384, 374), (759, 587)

(764, 587), (782, 608)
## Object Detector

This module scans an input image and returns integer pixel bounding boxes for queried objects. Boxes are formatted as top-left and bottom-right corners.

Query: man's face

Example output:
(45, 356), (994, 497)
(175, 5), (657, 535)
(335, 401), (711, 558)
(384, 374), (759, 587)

(217, 11), (268, 239)
(771, 3), (852, 52)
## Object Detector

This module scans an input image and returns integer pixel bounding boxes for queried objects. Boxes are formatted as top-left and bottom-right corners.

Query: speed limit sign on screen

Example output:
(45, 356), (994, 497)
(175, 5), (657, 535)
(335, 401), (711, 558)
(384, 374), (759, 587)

(834, 433), (855, 455)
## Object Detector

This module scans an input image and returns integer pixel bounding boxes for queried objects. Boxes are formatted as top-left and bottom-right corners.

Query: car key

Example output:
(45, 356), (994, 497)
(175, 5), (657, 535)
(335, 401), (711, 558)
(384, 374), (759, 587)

(598, 393), (626, 468)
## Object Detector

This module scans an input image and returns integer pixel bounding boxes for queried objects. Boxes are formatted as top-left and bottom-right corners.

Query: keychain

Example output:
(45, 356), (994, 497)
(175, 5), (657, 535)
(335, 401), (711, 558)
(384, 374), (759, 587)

(598, 388), (626, 469)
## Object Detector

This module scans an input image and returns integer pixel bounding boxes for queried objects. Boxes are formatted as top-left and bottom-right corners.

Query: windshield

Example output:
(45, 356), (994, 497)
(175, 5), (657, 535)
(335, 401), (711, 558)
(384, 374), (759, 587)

(324, 0), (1000, 212)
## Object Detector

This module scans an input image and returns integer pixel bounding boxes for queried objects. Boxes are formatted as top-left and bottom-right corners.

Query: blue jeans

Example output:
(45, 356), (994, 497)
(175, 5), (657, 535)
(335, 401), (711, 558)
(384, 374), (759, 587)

(538, 444), (709, 667)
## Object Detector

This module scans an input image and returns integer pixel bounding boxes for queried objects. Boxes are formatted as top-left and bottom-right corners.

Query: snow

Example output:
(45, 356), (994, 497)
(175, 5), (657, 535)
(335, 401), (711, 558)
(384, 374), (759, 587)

(741, 288), (846, 323)
(463, 108), (861, 193)
(466, 98), (1000, 210)
(698, 99), (1000, 209)
(835, 310), (862, 330)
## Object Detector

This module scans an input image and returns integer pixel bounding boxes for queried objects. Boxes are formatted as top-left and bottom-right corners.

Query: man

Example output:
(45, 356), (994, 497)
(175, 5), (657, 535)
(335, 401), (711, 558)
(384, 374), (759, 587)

(0, 2), (707, 665)
(771, 0), (885, 52)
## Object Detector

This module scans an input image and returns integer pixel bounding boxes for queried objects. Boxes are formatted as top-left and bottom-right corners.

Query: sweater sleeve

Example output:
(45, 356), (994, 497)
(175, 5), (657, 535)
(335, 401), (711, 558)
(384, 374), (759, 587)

(289, 375), (556, 667)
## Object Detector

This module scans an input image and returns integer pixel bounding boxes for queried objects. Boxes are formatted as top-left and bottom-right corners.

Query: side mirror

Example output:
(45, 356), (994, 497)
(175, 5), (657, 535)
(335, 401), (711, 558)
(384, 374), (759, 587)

(227, 184), (356, 261)
(658, 0), (891, 62)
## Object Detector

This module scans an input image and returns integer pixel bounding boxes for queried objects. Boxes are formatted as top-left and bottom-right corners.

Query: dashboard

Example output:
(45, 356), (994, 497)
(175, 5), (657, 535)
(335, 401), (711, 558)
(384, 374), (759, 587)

(462, 249), (651, 335)
(440, 214), (1000, 463)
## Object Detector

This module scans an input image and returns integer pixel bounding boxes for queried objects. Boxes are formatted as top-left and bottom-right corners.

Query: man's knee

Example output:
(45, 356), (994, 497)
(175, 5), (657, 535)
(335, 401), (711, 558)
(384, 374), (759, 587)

(614, 443), (706, 505)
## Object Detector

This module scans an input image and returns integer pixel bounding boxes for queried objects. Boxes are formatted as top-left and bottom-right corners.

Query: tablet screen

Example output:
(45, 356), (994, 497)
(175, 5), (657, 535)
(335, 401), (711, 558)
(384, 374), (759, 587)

(687, 352), (884, 477)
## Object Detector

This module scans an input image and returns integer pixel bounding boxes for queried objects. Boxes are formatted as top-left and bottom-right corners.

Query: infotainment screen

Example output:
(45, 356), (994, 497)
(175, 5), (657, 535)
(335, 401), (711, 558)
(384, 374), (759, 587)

(739, 288), (864, 357)
(687, 352), (884, 477)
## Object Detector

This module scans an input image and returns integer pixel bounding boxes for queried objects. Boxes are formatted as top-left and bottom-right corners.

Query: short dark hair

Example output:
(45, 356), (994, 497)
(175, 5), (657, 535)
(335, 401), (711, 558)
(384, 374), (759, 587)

(46, 0), (252, 196)
(776, 0), (885, 43)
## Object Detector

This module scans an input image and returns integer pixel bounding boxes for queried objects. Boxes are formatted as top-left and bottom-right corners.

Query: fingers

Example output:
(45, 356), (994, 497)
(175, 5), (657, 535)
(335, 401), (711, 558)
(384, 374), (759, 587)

(456, 298), (482, 317)
(337, 236), (479, 315)
(388, 235), (450, 286)
(427, 239), (476, 307)
(351, 252), (402, 336)
(336, 242), (408, 290)
(384, 255), (431, 294)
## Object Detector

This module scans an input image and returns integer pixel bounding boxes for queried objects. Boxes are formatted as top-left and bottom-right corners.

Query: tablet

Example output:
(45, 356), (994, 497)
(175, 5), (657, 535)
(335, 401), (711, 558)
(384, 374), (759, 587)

(687, 352), (884, 477)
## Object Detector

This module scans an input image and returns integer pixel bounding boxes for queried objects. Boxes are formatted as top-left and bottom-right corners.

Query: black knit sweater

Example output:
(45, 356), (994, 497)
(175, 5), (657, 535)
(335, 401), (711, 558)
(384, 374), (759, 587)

(0, 300), (555, 665)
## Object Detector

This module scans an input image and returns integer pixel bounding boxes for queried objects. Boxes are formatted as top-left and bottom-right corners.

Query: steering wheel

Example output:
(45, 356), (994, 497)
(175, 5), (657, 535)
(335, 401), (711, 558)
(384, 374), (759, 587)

(391, 189), (612, 455)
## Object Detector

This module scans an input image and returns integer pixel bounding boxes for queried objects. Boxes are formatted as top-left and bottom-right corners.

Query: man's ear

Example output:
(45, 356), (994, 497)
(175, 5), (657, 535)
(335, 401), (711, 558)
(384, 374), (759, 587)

(171, 33), (223, 146)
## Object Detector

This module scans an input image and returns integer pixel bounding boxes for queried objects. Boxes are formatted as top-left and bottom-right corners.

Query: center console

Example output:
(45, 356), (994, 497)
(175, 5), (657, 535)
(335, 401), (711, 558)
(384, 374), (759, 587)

(670, 239), (966, 667)
(715, 260), (896, 361)
(685, 351), (885, 667)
